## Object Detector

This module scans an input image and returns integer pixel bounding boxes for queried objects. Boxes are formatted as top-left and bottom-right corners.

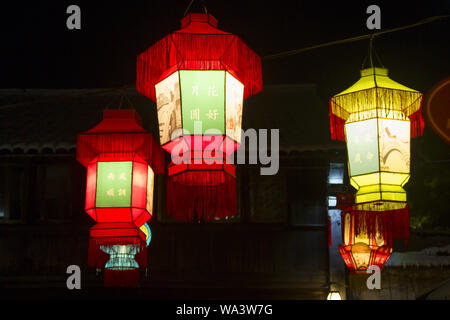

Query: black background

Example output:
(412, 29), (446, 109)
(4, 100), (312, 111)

(1, 0), (449, 98)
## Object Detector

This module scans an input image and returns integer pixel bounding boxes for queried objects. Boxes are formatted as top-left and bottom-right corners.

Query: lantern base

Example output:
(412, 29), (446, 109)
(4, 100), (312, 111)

(339, 244), (392, 274)
(87, 223), (148, 287)
(104, 268), (141, 287)
(342, 204), (410, 247)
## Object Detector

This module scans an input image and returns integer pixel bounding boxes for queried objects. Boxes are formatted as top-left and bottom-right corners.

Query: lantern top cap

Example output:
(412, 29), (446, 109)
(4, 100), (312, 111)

(85, 109), (145, 134)
(360, 67), (389, 77)
(181, 13), (218, 28)
(103, 109), (142, 125)
(333, 67), (420, 98)
(178, 13), (228, 34)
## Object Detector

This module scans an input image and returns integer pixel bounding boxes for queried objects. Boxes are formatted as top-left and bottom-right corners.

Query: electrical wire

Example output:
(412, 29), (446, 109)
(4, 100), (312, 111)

(263, 14), (450, 61)
(0, 14), (448, 110)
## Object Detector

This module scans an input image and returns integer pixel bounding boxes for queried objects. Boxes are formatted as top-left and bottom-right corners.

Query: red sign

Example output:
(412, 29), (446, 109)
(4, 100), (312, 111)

(424, 77), (450, 145)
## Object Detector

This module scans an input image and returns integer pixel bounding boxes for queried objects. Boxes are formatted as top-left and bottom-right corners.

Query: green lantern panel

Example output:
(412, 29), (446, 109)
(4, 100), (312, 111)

(154, 70), (244, 146)
(180, 70), (225, 134)
(345, 117), (411, 205)
(345, 118), (380, 177)
(96, 161), (133, 208)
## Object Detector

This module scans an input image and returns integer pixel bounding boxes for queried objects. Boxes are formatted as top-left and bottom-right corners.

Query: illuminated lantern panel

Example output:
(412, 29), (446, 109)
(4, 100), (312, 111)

(85, 154), (155, 227)
(77, 110), (164, 227)
(330, 67), (424, 208)
(88, 222), (149, 287)
(345, 117), (410, 204)
(154, 65), (244, 189)
(137, 13), (262, 221)
(102, 245), (140, 272)
(155, 70), (244, 147)
(339, 210), (392, 274)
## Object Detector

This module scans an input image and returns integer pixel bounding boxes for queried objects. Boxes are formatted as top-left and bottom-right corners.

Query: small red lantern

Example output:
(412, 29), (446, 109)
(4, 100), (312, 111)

(136, 13), (263, 221)
(338, 205), (409, 274)
(76, 110), (164, 227)
(88, 222), (148, 287)
(339, 209), (392, 274)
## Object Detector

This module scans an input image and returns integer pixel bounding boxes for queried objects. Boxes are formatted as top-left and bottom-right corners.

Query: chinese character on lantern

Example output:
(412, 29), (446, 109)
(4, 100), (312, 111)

(77, 109), (164, 286)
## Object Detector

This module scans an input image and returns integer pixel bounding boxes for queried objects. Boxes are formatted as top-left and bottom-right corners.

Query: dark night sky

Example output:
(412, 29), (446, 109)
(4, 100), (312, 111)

(1, 0), (449, 102)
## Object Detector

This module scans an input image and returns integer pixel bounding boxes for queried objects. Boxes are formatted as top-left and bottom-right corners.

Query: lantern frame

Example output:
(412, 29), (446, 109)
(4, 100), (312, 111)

(77, 110), (164, 227)
(330, 67), (424, 206)
(136, 13), (262, 221)
(84, 153), (155, 227)
(339, 209), (393, 274)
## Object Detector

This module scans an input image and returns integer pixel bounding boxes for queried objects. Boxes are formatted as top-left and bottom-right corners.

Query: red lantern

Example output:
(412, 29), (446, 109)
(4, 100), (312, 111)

(88, 222), (148, 287)
(338, 205), (409, 274)
(76, 110), (164, 227)
(136, 13), (263, 221)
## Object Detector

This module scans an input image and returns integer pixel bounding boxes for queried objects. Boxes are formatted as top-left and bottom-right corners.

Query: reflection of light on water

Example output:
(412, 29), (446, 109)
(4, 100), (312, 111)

(101, 245), (139, 271)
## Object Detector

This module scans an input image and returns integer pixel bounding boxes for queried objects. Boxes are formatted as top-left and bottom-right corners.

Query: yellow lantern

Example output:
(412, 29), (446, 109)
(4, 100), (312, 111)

(330, 67), (424, 209)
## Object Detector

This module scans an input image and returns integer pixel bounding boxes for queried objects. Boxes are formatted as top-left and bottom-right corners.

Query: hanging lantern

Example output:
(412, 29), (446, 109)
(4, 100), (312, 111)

(338, 208), (393, 274)
(88, 222), (150, 287)
(76, 109), (164, 227)
(136, 13), (262, 221)
(330, 67), (424, 208)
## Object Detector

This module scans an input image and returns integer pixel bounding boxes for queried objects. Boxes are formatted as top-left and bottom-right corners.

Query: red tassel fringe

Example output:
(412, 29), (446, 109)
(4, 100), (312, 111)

(343, 205), (410, 246)
(104, 269), (141, 287)
(87, 236), (148, 269)
(136, 22), (263, 101)
(166, 171), (237, 221)
(329, 97), (425, 141)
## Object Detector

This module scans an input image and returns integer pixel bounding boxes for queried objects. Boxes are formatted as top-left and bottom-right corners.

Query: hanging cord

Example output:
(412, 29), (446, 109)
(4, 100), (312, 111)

(118, 90), (125, 110)
(183, 0), (195, 17)
(368, 34), (378, 87)
(369, 33), (374, 68)
(115, 86), (135, 110)
(263, 14), (450, 61)
(121, 87), (136, 110)
(103, 89), (122, 110)
(361, 32), (384, 90)
(183, 0), (208, 17)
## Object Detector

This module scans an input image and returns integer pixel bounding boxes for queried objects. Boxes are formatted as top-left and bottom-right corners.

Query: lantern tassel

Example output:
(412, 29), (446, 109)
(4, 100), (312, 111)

(166, 171), (237, 221)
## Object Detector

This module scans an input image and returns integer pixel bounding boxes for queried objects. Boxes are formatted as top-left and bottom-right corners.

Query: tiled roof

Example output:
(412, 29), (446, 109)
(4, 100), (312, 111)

(0, 85), (344, 154)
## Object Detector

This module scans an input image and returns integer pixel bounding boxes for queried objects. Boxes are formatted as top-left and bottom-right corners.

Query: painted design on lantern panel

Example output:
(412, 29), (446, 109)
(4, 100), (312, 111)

(378, 119), (410, 173)
(351, 243), (371, 270)
(226, 72), (244, 144)
(179, 70), (225, 134)
(345, 119), (379, 176)
(146, 166), (154, 214)
(155, 72), (182, 145)
(96, 161), (132, 207)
